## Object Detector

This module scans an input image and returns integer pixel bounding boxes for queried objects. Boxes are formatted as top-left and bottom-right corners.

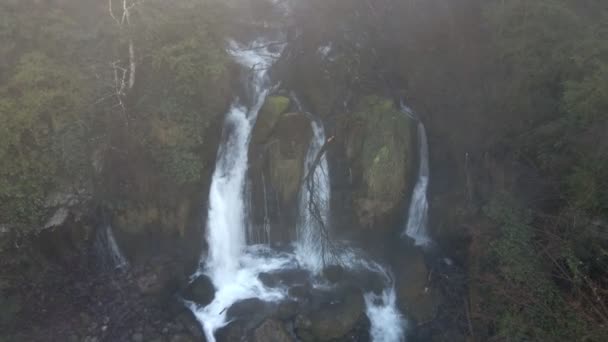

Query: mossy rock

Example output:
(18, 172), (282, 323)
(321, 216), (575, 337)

(267, 112), (312, 205)
(253, 96), (291, 144)
(345, 95), (413, 231)
(296, 286), (367, 341)
(253, 319), (294, 342)
(249, 110), (312, 242)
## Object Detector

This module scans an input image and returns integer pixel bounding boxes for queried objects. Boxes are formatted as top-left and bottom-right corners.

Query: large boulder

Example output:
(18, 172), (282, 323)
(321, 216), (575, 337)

(295, 286), (368, 341)
(252, 96), (291, 144)
(249, 98), (313, 243)
(252, 319), (294, 342)
(393, 247), (439, 323)
(182, 275), (215, 306)
(340, 95), (413, 235)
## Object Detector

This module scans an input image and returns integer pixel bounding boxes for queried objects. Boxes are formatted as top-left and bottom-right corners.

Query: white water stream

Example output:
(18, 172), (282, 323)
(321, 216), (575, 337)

(190, 38), (284, 341)
(402, 104), (431, 246)
(295, 117), (332, 274)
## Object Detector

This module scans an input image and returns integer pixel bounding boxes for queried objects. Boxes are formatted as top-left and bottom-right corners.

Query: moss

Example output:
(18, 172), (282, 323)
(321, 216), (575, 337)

(253, 96), (291, 144)
(260, 96), (290, 122)
(354, 96), (411, 201)
(266, 112), (312, 204)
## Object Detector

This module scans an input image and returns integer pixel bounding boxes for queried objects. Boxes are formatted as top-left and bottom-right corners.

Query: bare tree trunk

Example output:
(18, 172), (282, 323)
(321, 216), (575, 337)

(108, 0), (139, 94)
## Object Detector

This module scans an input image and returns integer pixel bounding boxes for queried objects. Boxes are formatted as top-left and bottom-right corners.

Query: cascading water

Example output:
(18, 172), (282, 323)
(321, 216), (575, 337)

(402, 103), (431, 246)
(188, 4), (406, 338)
(202, 39), (280, 285)
(365, 287), (407, 342)
(94, 224), (128, 270)
(189, 37), (290, 341)
(295, 117), (332, 273)
(294, 117), (406, 342)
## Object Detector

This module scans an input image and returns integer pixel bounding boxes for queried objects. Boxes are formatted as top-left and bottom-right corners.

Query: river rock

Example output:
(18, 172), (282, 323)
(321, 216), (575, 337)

(393, 247), (439, 323)
(295, 286), (367, 341)
(183, 275), (215, 306)
(252, 319), (294, 342)
(176, 310), (205, 339)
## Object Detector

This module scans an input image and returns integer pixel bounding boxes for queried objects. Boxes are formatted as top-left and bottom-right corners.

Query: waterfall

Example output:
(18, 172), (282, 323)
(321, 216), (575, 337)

(403, 109), (431, 246)
(202, 39), (280, 286)
(295, 117), (332, 273)
(338, 250), (407, 342)
(190, 38), (289, 342)
(94, 224), (128, 270)
(365, 287), (407, 342)
(189, 12), (406, 338)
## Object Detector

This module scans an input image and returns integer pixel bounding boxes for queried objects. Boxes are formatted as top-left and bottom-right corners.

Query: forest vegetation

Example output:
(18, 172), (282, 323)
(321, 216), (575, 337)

(0, 0), (607, 340)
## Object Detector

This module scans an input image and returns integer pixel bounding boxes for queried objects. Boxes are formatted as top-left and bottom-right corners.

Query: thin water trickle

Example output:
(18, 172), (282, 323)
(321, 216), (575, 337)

(95, 224), (128, 270)
(402, 105), (431, 246)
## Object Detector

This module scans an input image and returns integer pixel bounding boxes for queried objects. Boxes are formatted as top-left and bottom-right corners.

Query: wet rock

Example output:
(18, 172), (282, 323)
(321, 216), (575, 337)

(227, 298), (273, 321)
(393, 247), (439, 323)
(259, 269), (309, 288)
(249, 110), (313, 242)
(34, 216), (94, 266)
(295, 286), (367, 341)
(322, 265), (384, 294)
(276, 300), (299, 320)
(216, 320), (247, 342)
(267, 112), (313, 205)
(132, 332), (144, 342)
(322, 265), (346, 283)
(176, 310), (204, 339)
(170, 334), (197, 342)
(252, 319), (294, 342)
(135, 260), (183, 298)
(253, 96), (291, 144)
(215, 298), (280, 341)
(183, 275), (215, 306)
(288, 284), (311, 300)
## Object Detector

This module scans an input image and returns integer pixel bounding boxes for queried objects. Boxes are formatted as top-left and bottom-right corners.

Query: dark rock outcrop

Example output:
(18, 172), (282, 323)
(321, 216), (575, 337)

(182, 275), (215, 306)
(252, 319), (294, 342)
(295, 286), (368, 341)
(249, 96), (313, 243)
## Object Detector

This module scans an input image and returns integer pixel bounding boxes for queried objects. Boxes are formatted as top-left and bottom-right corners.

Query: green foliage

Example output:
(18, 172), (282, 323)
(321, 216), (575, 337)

(0, 0), (234, 214)
(566, 154), (608, 214)
(0, 52), (88, 226)
(353, 96), (411, 200)
(483, 194), (593, 341)
(260, 96), (290, 119)
(564, 64), (608, 122)
(126, 0), (230, 185)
